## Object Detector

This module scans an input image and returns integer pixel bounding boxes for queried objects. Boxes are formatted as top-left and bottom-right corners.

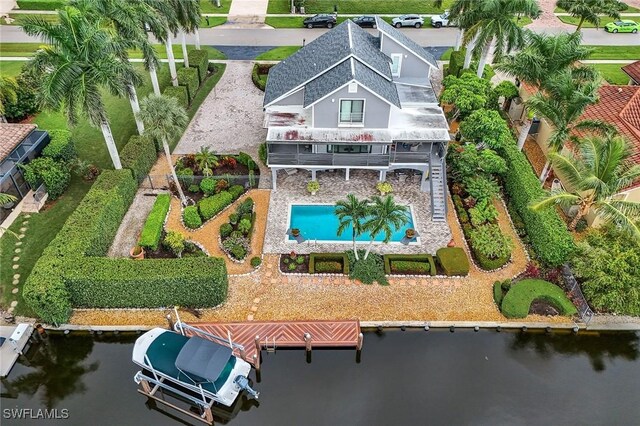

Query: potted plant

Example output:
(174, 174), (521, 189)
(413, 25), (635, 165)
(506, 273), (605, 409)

(291, 228), (300, 237)
(376, 181), (392, 195)
(130, 245), (145, 260)
(447, 238), (456, 247)
(405, 228), (416, 239)
(307, 180), (320, 195)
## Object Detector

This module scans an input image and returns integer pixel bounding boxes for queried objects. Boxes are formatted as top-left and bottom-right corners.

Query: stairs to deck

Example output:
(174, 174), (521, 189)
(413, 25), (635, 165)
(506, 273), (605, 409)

(430, 154), (447, 222)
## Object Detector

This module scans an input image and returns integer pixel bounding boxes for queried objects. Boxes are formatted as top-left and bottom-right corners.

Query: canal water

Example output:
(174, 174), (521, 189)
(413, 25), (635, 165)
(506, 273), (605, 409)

(2, 329), (639, 425)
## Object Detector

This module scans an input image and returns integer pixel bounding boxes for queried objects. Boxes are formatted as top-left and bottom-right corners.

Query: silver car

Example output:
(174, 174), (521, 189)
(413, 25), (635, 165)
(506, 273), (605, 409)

(391, 14), (424, 28)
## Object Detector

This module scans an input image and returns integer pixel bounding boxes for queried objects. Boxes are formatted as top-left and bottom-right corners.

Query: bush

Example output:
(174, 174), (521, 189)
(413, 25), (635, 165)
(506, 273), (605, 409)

(200, 177), (217, 196)
(469, 224), (513, 260)
(493, 281), (504, 307)
(500, 279), (577, 319)
(198, 191), (233, 220)
(178, 67), (200, 101)
(42, 129), (76, 162)
(237, 198), (254, 215)
(229, 244), (247, 260)
(16, 0), (63, 10)
(473, 247), (510, 270)
(499, 143), (575, 266)
(188, 184), (200, 193)
(163, 230), (186, 257)
(463, 175), (500, 202)
(258, 143), (268, 165)
(383, 254), (436, 275)
(229, 213), (239, 225)
(347, 250), (388, 285)
(215, 179), (228, 193)
(188, 49), (209, 82)
(120, 135), (157, 182)
(459, 109), (513, 150)
(309, 252), (349, 274)
(229, 185), (244, 200)
(315, 261), (343, 273)
(252, 63), (270, 91)
(183, 206), (202, 229)
(163, 85), (189, 109)
(250, 256), (262, 268)
(238, 218), (251, 234)
(220, 223), (233, 238)
(448, 47), (466, 77)
(20, 157), (70, 199)
(436, 247), (470, 276)
(391, 260), (430, 274)
(469, 199), (498, 226)
(4, 68), (40, 121)
(138, 194), (171, 251)
(236, 152), (257, 170)
(177, 167), (194, 188)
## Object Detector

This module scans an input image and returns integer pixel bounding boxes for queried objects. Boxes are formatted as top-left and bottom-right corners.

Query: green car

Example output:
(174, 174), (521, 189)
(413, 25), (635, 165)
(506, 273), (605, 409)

(604, 20), (639, 33)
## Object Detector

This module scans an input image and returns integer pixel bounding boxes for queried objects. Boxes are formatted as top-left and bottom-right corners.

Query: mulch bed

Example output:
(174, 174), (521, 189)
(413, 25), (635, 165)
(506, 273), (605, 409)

(279, 254), (310, 274)
(529, 300), (560, 316)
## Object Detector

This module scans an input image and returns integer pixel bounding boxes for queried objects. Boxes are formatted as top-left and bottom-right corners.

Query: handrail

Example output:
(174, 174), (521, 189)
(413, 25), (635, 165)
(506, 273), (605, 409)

(174, 321), (246, 351)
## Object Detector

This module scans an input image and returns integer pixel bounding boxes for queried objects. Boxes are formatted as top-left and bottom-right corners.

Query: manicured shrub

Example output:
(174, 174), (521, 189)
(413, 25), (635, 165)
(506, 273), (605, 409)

(391, 260), (430, 274)
(120, 135), (157, 182)
(447, 47), (466, 77)
(178, 67), (200, 101)
(163, 85), (189, 109)
(188, 49), (209, 82)
(183, 206), (202, 229)
(163, 230), (186, 257)
(493, 281), (504, 307)
(42, 129), (76, 162)
(315, 261), (343, 273)
(21, 157), (70, 199)
(500, 279), (577, 319)
(346, 250), (388, 285)
(138, 194), (171, 251)
(436, 247), (470, 276)
(309, 252), (349, 274)
(220, 223), (233, 238)
(258, 142), (267, 165)
(188, 184), (200, 193)
(238, 218), (251, 234)
(237, 152), (257, 170)
(252, 63), (268, 91)
(383, 254), (436, 276)
(473, 247), (510, 271)
(198, 191), (233, 220)
(499, 144), (575, 266)
(16, 0), (64, 10)
(22, 257), (72, 326)
(469, 224), (513, 260)
(250, 256), (262, 267)
(229, 184), (244, 200)
(231, 245), (247, 260)
(200, 177), (217, 195)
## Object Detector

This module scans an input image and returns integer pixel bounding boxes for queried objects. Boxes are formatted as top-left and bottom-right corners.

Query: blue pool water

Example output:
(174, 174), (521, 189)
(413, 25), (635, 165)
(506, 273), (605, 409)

(288, 204), (415, 242)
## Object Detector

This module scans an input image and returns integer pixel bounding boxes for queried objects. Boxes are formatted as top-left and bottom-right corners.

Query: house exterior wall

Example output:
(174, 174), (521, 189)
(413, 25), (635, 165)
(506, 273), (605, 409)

(312, 83), (391, 128)
(271, 88), (304, 106)
(379, 34), (430, 79)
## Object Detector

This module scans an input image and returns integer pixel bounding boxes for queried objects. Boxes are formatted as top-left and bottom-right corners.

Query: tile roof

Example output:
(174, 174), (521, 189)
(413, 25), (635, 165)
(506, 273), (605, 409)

(375, 17), (438, 69)
(0, 124), (36, 162)
(621, 60), (640, 84)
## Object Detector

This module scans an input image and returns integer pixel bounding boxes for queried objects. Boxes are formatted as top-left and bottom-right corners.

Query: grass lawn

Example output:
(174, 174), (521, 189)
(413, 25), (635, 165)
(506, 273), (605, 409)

(555, 5), (640, 13)
(593, 63), (630, 84)
(200, 0), (231, 14)
(266, 15), (531, 28)
(2, 13), (59, 25)
(200, 16), (227, 28)
(585, 45), (640, 59)
(267, 0), (451, 14)
(0, 61), (25, 76)
(441, 47), (453, 60)
(557, 15), (624, 27)
(255, 46), (301, 60)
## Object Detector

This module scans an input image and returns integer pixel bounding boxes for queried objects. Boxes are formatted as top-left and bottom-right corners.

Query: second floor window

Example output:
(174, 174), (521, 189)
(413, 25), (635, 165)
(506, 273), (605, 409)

(339, 99), (364, 124)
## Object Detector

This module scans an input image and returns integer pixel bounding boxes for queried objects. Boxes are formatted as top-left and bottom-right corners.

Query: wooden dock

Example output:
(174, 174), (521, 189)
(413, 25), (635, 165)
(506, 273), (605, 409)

(183, 320), (362, 368)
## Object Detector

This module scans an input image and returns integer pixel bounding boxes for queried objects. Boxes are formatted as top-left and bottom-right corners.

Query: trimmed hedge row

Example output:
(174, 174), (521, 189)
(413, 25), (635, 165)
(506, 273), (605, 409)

(163, 85), (189, 109)
(309, 252), (349, 274)
(252, 63), (270, 91)
(198, 190), (233, 220)
(472, 245), (510, 270)
(16, 0), (63, 10)
(499, 144), (575, 266)
(188, 49), (209, 82)
(436, 247), (470, 276)
(178, 67), (199, 101)
(314, 261), (343, 273)
(501, 279), (577, 319)
(42, 129), (75, 162)
(120, 135), (157, 181)
(383, 254), (436, 276)
(138, 194), (171, 251)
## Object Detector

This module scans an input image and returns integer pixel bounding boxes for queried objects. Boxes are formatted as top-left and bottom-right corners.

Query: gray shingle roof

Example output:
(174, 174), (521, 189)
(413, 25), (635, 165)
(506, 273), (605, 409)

(375, 17), (438, 69)
(303, 59), (353, 107)
(353, 59), (401, 108)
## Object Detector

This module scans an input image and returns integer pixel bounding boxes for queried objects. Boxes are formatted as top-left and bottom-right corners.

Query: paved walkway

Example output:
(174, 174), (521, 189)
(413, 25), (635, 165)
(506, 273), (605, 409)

(108, 189), (160, 258)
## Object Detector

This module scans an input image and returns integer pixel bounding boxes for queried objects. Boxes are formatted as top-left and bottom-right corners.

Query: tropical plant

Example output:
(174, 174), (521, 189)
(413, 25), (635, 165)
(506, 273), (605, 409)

(172, 0), (201, 66)
(362, 196), (410, 259)
(488, 80), (519, 111)
(459, 108), (513, 149)
(469, 198), (499, 226)
(460, 0), (541, 77)
(448, 144), (507, 181)
(432, 0), (477, 51)
(556, 0), (625, 31)
(469, 223), (514, 259)
(440, 73), (491, 120)
(376, 181), (393, 195)
(195, 146), (218, 174)
(137, 95), (189, 205)
(22, 7), (141, 169)
(163, 230), (186, 257)
(0, 192), (17, 205)
(238, 218), (252, 235)
(141, 0), (180, 86)
(531, 134), (640, 238)
(0, 76), (18, 122)
(307, 180), (320, 194)
(4, 66), (41, 122)
(335, 194), (370, 260)
(464, 175), (501, 202)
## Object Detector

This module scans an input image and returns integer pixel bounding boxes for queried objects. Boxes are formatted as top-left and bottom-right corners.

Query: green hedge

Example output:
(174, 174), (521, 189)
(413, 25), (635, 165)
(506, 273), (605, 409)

(237, 152), (258, 170)
(383, 254), (436, 276)
(448, 47), (466, 77)
(499, 144), (575, 266)
(493, 281), (504, 307)
(314, 261), (343, 273)
(472, 245), (510, 270)
(120, 135), (157, 182)
(198, 191), (233, 220)
(163, 85), (189, 109)
(309, 252), (349, 274)
(42, 129), (75, 162)
(16, 0), (64, 10)
(183, 205), (202, 229)
(178, 67), (200, 101)
(436, 247), (470, 276)
(138, 194), (171, 251)
(188, 49), (209, 83)
(501, 279), (577, 319)
(252, 63), (270, 91)
(21, 157), (70, 200)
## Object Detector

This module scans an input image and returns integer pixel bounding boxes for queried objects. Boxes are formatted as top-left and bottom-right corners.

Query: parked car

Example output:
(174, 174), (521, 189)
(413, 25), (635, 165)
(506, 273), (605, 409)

(303, 14), (337, 29)
(353, 16), (377, 28)
(604, 20), (639, 33)
(431, 10), (455, 28)
(391, 14), (424, 28)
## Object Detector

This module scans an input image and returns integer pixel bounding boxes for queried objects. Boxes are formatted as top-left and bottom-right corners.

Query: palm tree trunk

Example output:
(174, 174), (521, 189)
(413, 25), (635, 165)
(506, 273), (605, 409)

(181, 32), (189, 68)
(539, 160), (551, 183)
(463, 35), (476, 69)
(163, 137), (187, 205)
(0, 115), (7, 123)
(165, 33), (179, 87)
(149, 63), (161, 96)
(352, 228), (359, 261)
(100, 121), (122, 169)
(363, 238), (374, 260)
(128, 85), (144, 135)
(194, 29), (201, 50)
(569, 205), (590, 230)
(576, 16), (585, 32)
(517, 119), (532, 151)
(454, 28), (464, 51)
(476, 39), (491, 78)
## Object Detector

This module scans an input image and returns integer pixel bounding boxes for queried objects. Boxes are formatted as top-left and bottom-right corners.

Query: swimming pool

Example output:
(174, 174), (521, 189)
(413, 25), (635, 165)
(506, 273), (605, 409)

(287, 204), (416, 243)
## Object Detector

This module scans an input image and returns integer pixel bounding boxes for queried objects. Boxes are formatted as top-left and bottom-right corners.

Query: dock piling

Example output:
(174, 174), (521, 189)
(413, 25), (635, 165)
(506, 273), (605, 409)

(166, 314), (174, 331)
(254, 335), (261, 372)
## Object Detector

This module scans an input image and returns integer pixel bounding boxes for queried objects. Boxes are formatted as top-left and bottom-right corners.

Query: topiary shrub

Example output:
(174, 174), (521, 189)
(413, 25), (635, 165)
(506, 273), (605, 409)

(390, 260), (430, 274)
(258, 143), (268, 165)
(188, 184), (200, 193)
(383, 254), (436, 275)
(20, 157), (70, 199)
(220, 223), (233, 238)
(138, 194), (171, 251)
(200, 177), (217, 196)
(120, 135), (157, 182)
(250, 256), (262, 267)
(163, 230), (186, 257)
(493, 281), (504, 307)
(188, 49), (209, 82)
(183, 206), (202, 229)
(315, 261), (343, 273)
(198, 191), (233, 220)
(436, 247), (470, 276)
(178, 67), (200, 101)
(42, 129), (75, 162)
(500, 279), (577, 319)
(229, 184), (244, 200)
(448, 47), (466, 77)
(163, 85), (189, 109)
(16, 0), (64, 10)
(309, 252), (348, 274)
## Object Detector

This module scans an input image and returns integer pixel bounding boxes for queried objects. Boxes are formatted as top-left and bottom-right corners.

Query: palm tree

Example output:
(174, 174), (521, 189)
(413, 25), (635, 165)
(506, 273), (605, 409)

(142, 0), (180, 87)
(556, 0), (624, 31)
(0, 76), (18, 123)
(195, 146), (218, 176)
(362, 195), (410, 260)
(173, 0), (201, 67)
(432, 0), (476, 52)
(22, 7), (141, 169)
(0, 193), (17, 205)
(531, 134), (640, 239)
(138, 95), (189, 205)
(335, 194), (370, 260)
(460, 0), (541, 77)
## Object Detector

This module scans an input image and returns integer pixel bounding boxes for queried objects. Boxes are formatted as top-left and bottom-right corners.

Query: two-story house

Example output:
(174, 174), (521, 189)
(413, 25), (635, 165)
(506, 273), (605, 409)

(263, 18), (450, 221)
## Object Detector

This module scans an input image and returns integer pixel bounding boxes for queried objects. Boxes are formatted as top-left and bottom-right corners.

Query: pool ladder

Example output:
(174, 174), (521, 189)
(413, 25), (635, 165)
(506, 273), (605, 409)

(264, 336), (277, 353)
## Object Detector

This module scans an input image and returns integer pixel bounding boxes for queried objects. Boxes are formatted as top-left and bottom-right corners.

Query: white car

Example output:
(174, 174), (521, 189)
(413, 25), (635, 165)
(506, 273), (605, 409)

(431, 11), (456, 28)
(391, 14), (424, 28)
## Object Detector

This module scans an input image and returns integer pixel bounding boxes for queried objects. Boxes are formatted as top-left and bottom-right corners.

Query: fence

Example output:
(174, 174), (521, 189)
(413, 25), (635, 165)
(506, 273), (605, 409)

(141, 174), (259, 191)
(561, 264), (594, 324)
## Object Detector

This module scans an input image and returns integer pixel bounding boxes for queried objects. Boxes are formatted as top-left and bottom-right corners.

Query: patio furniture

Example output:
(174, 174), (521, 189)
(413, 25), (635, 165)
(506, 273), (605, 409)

(286, 228), (306, 243)
(400, 229), (419, 245)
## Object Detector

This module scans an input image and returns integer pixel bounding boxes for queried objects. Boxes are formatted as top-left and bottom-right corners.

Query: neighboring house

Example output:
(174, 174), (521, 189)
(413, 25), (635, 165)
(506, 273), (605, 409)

(0, 123), (50, 224)
(263, 18), (450, 221)
(622, 60), (640, 86)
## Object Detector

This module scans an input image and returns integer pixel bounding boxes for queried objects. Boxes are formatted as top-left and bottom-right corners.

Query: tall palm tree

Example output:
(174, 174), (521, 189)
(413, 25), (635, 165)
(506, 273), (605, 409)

(0, 193), (17, 205)
(531, 134), (640, 239)
(142, 0), (180, 87)
(335, 194), (370, 260)
(22, 7), (141, 169)
(556, 0), (624, 31)
(362, 195), (410, 260)
(460, 0), (541, 77)
(173, 0), (201, 67)
(0, 76), (18, 123)
(138, 95), (189, 205)
(432, 0), (476, 52)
